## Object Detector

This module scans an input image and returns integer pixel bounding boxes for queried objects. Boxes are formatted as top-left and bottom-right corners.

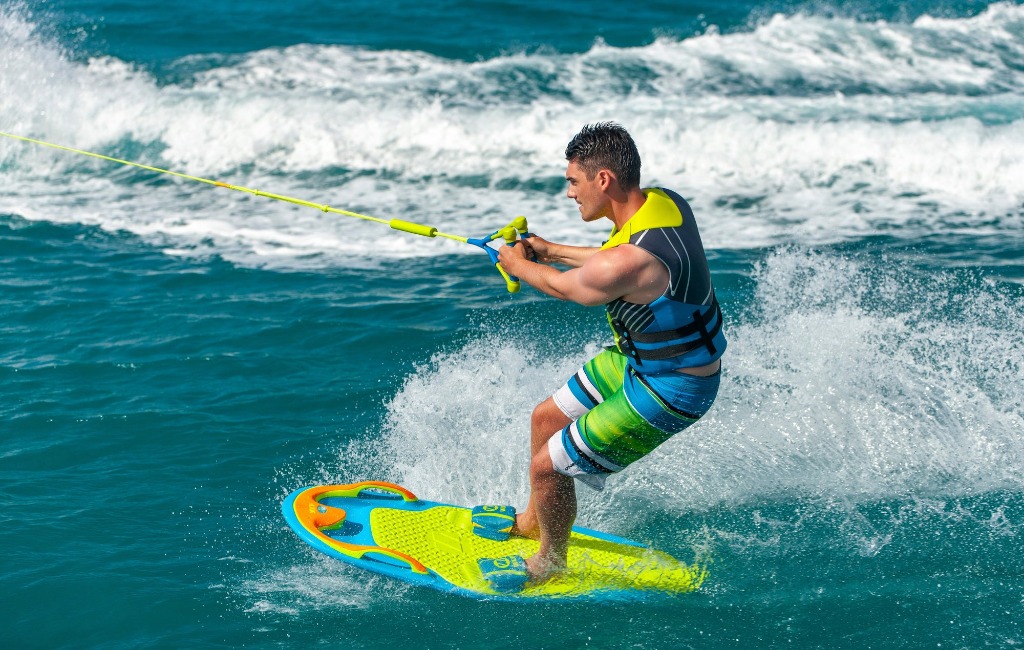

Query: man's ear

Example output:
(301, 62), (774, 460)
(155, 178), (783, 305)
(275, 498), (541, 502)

(596, 168), (617, 191)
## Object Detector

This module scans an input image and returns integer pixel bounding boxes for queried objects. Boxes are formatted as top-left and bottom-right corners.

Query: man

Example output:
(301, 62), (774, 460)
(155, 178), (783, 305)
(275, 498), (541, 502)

(480, 122), (726, 591)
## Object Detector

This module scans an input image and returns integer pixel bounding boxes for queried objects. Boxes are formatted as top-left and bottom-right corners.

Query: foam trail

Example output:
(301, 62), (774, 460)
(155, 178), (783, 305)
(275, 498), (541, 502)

(615, 250), (1024, 523)
(236, 560), (409, 614)
(2, 4), (1023, 266)
(370, 250), (1024, 533)
(373, 341), (593, 506)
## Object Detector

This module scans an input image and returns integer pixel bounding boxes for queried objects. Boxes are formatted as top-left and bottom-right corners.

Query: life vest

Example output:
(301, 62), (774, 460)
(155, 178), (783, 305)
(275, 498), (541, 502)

(602, 188), (727, 372)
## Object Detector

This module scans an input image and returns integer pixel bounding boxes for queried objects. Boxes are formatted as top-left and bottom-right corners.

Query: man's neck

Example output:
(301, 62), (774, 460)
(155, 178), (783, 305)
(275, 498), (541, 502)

(608, 187), (649, 230)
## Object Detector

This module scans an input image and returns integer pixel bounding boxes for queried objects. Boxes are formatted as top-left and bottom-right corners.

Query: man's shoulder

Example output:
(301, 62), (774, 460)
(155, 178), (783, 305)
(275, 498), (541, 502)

(593, 239), (662, 273)
(588, 239), (669, 304)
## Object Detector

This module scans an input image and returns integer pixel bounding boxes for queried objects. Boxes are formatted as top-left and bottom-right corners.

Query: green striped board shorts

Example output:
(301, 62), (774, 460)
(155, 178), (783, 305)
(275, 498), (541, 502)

(549, 348), (720, 490)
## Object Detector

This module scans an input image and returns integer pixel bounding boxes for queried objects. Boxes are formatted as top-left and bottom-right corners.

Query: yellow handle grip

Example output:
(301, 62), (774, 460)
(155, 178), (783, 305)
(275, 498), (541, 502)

(495, 263), (521, 293)
(389, 219), (438, 238)
(509, 216), (528, 234)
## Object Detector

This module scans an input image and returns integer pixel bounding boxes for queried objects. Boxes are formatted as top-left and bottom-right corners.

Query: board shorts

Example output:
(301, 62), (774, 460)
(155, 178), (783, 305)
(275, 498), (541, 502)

(548, 348), (720, 491)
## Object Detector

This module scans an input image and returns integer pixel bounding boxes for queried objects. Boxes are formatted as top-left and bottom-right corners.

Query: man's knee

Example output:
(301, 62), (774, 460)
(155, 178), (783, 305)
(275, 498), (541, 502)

(531, 398), (570, 438)
(529, 446), (560, 485)
(529, 398), (563, 456)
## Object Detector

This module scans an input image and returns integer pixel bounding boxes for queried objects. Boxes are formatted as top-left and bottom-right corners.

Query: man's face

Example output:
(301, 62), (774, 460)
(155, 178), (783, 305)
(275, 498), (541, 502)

(565, 160), (608, 222)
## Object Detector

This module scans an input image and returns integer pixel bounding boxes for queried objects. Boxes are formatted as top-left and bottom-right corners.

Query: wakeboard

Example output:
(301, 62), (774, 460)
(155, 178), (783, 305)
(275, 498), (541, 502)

(282, 481), (707, 601)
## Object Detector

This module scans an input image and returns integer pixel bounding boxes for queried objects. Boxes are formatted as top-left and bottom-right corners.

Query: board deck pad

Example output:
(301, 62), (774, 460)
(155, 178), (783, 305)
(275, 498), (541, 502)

(282, 481), (707, 601)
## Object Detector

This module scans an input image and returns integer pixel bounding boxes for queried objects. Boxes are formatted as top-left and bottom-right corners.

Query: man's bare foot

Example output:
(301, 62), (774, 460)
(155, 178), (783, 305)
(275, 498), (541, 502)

(524, 552), (566, 584)
(510, 514), (540, 540)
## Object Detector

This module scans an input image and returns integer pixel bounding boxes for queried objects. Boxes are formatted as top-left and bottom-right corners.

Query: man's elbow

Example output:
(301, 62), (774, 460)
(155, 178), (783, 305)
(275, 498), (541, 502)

(563, 290), (611, 307)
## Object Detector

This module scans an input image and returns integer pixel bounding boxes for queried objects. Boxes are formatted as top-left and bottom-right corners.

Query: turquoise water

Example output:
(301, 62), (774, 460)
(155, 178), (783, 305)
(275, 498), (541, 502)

(2, 0), (1023, 647)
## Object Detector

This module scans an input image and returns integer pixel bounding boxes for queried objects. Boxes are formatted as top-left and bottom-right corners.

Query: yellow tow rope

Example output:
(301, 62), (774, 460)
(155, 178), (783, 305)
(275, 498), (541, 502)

(0, 131), (468, 242)
(0, 131), (529, 291)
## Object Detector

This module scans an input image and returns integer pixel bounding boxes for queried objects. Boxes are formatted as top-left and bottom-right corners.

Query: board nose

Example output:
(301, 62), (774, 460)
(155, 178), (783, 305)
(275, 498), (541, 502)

(294, 487), (348, 530)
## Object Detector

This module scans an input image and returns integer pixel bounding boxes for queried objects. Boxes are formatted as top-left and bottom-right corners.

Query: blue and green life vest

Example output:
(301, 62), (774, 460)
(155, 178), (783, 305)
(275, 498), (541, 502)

(601, 188), (727, 373)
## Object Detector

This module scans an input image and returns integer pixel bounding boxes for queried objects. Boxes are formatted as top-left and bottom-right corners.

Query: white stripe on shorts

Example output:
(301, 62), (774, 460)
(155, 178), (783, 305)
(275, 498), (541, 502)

(547, 434), (608, 491)
(551, 370), (603, 421)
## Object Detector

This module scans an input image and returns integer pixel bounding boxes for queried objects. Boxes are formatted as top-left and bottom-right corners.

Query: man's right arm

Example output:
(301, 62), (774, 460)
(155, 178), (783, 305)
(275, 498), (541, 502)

(498, 243), (656, 306)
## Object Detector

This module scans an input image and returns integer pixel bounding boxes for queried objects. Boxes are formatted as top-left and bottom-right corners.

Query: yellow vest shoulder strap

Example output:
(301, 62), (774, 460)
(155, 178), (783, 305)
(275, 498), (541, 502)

(600, 189), (684, 250)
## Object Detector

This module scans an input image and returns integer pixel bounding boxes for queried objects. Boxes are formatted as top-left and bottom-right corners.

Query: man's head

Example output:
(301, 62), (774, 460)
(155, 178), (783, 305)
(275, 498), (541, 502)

(564, 122), (641, 190)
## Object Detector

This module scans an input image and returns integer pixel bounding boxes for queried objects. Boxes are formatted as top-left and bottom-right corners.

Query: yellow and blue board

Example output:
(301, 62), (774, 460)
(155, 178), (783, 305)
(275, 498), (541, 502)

(282, 481), (707, 601)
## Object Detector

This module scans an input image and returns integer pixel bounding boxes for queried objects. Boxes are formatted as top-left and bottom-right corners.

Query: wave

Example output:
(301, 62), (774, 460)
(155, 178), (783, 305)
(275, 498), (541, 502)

(370, 249), (1024, 528)
(1, 3), (1023, 265)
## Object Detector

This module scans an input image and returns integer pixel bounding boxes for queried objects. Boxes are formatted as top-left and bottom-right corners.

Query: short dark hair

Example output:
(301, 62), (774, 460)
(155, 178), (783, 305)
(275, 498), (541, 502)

(564, 122), (641, 190)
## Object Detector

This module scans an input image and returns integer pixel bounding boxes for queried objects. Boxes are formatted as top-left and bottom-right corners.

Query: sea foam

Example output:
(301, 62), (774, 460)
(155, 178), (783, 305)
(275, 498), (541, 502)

(2, 3), (1022, 266)
(371, 249), (1024, 530)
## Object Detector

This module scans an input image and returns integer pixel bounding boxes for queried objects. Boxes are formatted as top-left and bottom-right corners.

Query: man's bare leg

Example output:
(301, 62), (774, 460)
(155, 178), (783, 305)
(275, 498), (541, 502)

(523, 448), (576, 580)
(512, 397), (571, 540)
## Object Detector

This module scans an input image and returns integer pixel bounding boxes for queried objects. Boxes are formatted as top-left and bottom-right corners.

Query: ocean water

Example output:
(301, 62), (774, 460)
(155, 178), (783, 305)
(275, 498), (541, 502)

(1, 0), (1023, 647)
